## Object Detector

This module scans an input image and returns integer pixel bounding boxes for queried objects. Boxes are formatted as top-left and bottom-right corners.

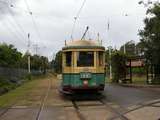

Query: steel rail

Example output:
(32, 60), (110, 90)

(36, 78), (52, 120)
(99, 99), (129, 120)
(71, 100), (86, 120)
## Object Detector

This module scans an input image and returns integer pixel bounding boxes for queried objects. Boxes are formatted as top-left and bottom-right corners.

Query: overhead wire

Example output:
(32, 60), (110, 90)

(24, 0), (42, 41)
(70, 0), (87, 40)
(7, 5), (27, 40)
(6, 3), (145, 21)
(0, 8), (26, 45)
(0, 2), (26, 42)
(0, 0), (27, 40)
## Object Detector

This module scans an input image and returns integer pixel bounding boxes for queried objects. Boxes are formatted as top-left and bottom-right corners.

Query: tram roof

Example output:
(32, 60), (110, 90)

(62, 40), (105, 50)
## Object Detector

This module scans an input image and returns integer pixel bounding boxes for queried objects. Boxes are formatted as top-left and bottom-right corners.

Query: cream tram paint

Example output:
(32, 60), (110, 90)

(62, 50), (105, 74)
(61, 40), (106, 92)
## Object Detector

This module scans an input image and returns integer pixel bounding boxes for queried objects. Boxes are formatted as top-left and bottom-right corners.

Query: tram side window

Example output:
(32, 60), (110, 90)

(65, 52), (72, 67)
(77, 51), (94, 67)
(99, 52), (104, 66)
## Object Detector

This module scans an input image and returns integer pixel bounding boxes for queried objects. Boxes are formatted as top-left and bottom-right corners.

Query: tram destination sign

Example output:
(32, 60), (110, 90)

(80, 72), (92, 79)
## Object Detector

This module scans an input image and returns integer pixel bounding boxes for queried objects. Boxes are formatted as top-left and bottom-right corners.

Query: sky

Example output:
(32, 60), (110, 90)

(0, 0), (152, 60)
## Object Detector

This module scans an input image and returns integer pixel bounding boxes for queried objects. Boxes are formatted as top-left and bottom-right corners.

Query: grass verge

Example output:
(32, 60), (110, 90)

(0, 74), (48, 108)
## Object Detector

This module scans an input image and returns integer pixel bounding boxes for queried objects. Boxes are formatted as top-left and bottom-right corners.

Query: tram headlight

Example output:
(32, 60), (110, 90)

(83, 80), (88, 85)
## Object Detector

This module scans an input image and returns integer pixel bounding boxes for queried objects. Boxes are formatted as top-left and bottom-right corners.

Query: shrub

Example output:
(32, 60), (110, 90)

(111, 51), (127, 83)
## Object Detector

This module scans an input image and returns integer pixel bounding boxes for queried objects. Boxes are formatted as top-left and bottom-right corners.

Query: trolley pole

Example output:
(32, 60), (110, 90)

(27, 33), (31, 74)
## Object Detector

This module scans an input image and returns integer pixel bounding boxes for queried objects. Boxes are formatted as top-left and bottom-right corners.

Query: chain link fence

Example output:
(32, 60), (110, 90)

(0, 67), (43, 95)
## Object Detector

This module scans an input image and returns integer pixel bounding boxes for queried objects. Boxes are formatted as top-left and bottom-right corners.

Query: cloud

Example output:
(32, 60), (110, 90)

(0, 0), (147, 60)
(0, 0), (20, 17)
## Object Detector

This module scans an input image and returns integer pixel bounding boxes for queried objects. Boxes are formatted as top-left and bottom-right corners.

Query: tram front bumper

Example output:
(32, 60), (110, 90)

(62, 84), (105, 92)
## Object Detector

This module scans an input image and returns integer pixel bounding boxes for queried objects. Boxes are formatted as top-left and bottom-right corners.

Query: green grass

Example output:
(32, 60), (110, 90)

(0, 74), (47, 108)
(105, 74), (147, 84)
(132, 75), (147, 84)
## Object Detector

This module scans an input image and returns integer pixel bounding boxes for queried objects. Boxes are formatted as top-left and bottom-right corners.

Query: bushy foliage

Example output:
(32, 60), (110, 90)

(51, 51), (62, 73)
(20, 54), (49, 73)
(139, 3), (160, 64)
(139, 3), (160, 83)
(120, 40), (136, 56)
(0, 43), (50, 94)
(0, 76), (17, 94)
(111, 51), (127, 83)
(0, 44), (22, 68)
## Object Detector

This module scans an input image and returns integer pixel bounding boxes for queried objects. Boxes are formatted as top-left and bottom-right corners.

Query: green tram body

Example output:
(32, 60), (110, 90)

(61, 40), (106, 93)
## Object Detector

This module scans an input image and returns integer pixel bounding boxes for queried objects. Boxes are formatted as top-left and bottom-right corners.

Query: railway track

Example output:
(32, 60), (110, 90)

(72, 100), (86, 120)
(0, 77), (160, 120)
(99, 99), (129, 120)
(36, 78), (52, 120)
(0, 78), (52, 120)
(123, 99), (160, 114)
(70, 94), (128, 120)
(100, 98), (160, 120)
(70, 92), (136, 120)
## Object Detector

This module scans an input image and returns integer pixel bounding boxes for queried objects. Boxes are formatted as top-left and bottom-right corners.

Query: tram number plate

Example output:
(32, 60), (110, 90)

(80, 72), (91, 79)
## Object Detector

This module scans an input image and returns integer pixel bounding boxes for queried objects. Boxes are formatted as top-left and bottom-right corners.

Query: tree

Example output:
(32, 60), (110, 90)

(0, 43), (22, 68)
(135, 42), (145, 56)
(19, 53), (27, 69)
(52, 51), (62, 73)
(120, 40), (136, 56)
(105, 47), (116, 76)
(40, 56), (49, 74)
(139, 3), (160, 83)
(111, 51), (127, 83)
(20, 53), (49, 73)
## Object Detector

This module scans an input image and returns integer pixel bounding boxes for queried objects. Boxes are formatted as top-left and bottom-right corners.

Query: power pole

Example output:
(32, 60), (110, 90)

(109, 46), (112, 80)
(97, 32), (100, 41)
(124, 44), (126, 54)
(107, 19), (112, 80)
(33, 44), (40, 55)
(27, 33), (31, 74)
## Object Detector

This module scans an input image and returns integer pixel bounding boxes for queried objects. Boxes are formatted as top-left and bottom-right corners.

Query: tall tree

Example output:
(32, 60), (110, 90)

(111, 51), (127, 83)
(20, 53), (49, 73)
(120, 40), (136, 56)
(52, 51), (62, 73)
(139, 3), (160, 82)
(0, 43), (22, 67)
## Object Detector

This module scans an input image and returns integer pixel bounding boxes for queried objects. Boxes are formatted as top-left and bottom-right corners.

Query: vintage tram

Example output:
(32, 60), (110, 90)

(60, 39), (106, 94)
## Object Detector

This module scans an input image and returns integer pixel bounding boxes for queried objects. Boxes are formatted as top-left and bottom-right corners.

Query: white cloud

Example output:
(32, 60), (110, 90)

(0, 0), (147, 60)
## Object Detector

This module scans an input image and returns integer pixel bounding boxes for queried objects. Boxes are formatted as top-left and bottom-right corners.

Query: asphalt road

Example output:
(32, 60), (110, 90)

(0, 76), (160, 120)
(104, 84), (160, 108)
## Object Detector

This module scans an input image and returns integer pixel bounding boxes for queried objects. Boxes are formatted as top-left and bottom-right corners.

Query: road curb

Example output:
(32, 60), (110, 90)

(119, 84), (160, 88)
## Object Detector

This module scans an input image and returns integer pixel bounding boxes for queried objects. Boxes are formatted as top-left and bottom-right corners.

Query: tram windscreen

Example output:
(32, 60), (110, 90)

(77, 51), (94, 67)
(65, 52), (72, 66)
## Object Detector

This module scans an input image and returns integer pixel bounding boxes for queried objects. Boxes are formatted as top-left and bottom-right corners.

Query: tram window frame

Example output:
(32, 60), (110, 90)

(99, 51), (104, 66)
(65, 52), (72, 67)
(77, 51), (94, 67)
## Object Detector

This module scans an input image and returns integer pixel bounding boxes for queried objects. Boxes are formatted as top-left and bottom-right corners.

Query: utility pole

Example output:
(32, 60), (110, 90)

(27, 33), (31, 74)
(97, 33), (99, 40)
(135, 43), (137, 55)
(109, 46), (112, 80)
(33, 44), (40, 55)
(107, 19), (112, 80)
(124, 44), (126, 54)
